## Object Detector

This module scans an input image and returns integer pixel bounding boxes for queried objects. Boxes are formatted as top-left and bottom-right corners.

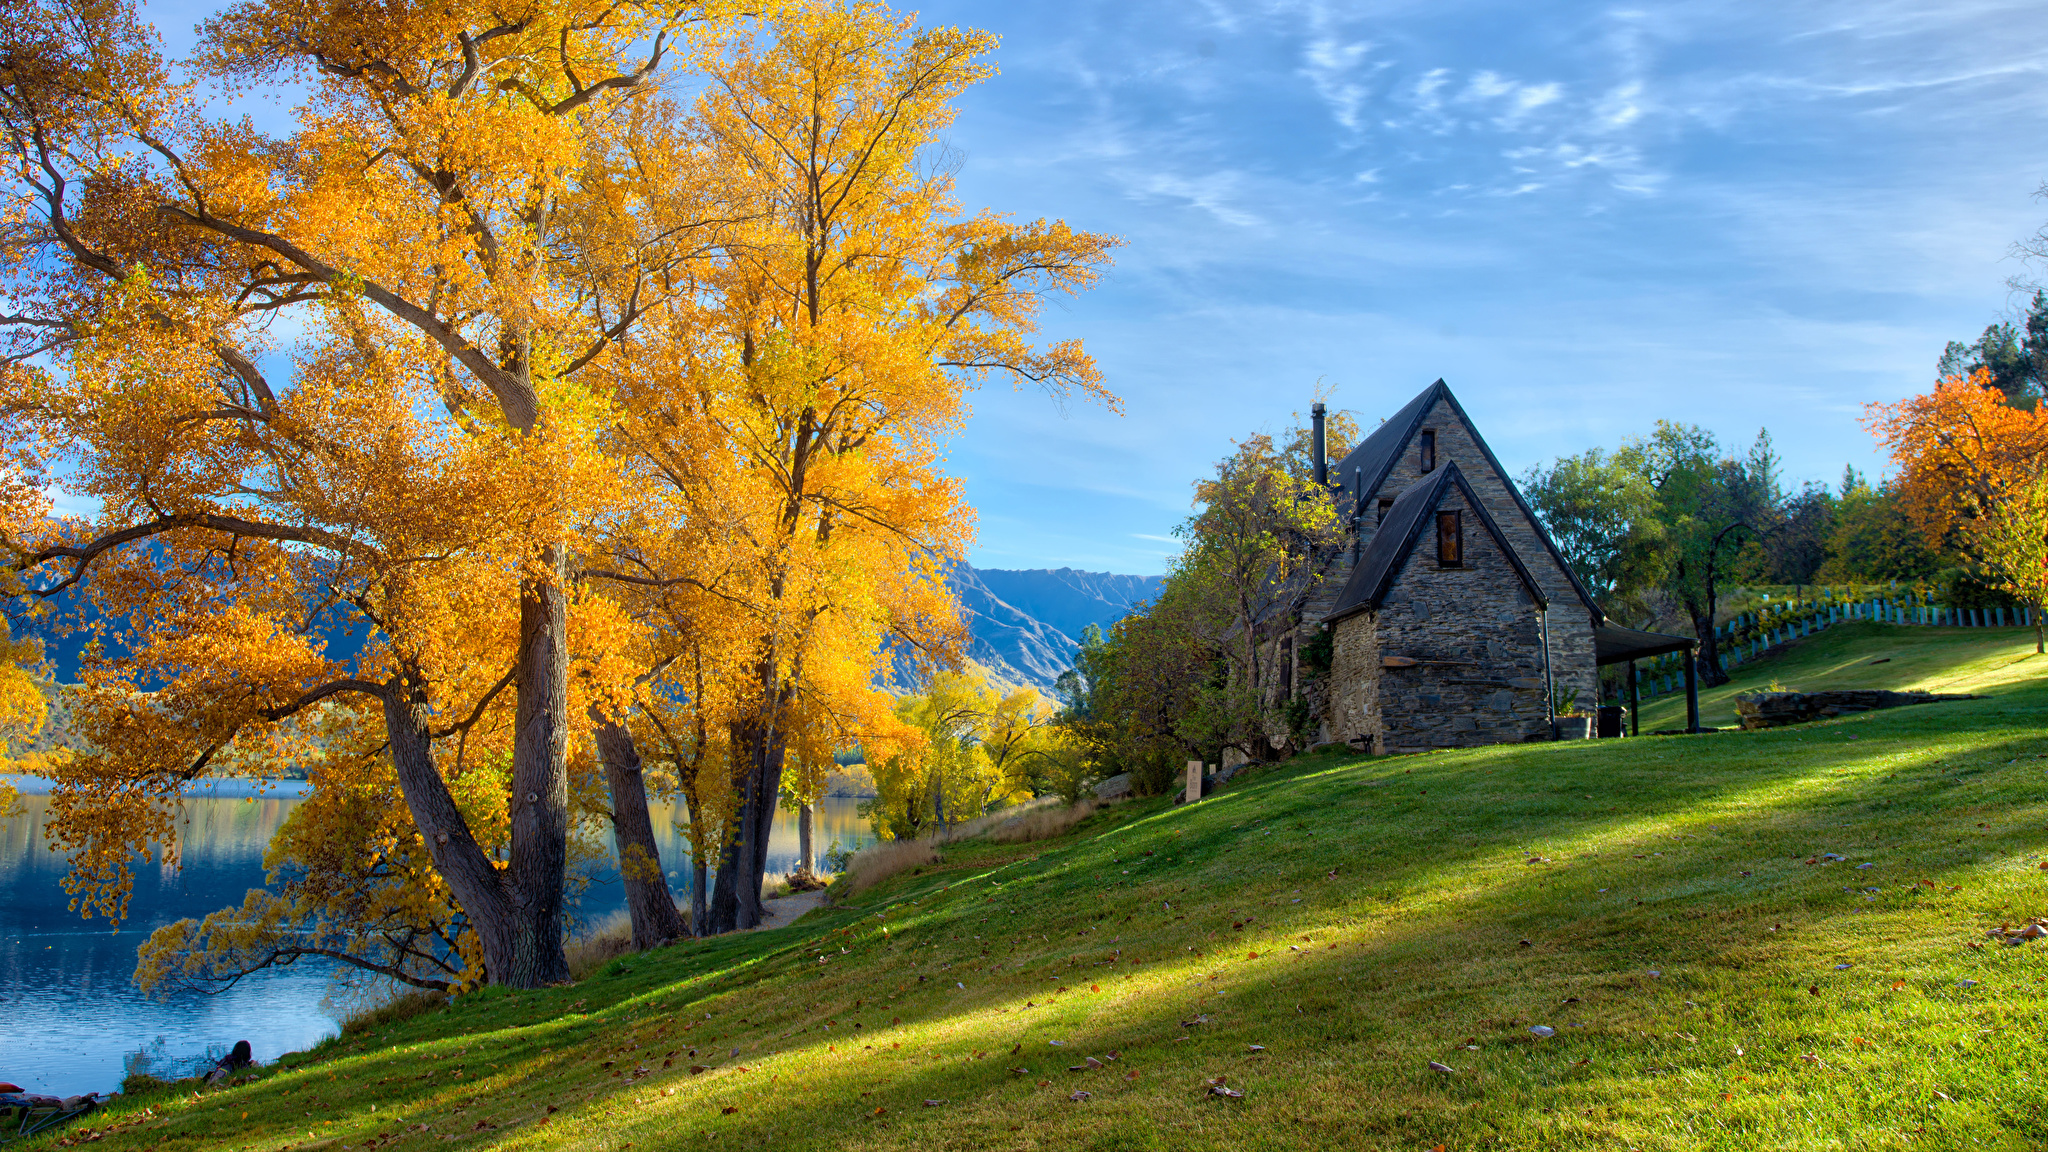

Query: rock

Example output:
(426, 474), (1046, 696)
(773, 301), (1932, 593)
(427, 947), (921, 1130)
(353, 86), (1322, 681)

(1735, 689), (1978, 731)
(1092, 774), (1132, 801)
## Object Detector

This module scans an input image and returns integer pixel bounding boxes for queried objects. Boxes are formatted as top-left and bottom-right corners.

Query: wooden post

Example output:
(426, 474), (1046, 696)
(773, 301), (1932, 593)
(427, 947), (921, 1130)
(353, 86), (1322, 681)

(1628, 659), (1640, 737)
(1685, 649), (1701, 734)
(1186, 760), (1203, 805)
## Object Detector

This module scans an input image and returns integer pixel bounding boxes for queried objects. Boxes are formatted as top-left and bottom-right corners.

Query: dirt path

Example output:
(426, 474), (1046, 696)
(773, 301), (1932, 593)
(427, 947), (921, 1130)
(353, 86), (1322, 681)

(748, 889), (829, 930)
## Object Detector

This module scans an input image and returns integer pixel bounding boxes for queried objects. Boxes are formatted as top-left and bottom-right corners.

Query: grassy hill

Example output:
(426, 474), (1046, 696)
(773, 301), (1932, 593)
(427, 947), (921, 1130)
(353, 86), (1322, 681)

(1636, 621), (2045, 730)
(61, 652), (2048, 1151)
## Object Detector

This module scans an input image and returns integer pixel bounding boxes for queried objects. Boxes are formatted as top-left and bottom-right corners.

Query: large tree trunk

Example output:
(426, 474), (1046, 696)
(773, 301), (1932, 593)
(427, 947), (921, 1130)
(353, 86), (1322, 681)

(592, 712), (689, 951)
(505, 549), (573, 987)
(744, 725), (785, 924)
(706, 714), (785, 932)
(691, 855), (709, 936)
(380, 678), (518, 983)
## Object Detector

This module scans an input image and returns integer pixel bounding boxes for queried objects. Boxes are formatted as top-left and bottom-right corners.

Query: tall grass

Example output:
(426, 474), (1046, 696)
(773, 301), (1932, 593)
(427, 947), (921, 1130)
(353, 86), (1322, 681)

(835, 837), (943, 897)
(564, 909), (636, 980)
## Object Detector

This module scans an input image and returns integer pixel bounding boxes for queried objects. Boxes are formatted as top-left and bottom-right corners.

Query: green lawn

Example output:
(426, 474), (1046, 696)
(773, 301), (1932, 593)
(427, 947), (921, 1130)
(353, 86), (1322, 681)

(59, 668), (2048, 1152)
(1634, 620), (2046, 731)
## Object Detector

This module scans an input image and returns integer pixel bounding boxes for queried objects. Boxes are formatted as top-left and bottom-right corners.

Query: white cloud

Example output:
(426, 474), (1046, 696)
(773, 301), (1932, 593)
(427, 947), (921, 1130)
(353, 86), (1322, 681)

(1121, 170), (1263, 227)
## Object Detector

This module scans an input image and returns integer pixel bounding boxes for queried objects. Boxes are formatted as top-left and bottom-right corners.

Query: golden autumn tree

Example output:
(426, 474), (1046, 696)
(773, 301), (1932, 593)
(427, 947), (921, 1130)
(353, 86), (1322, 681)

(591, 3), (1117, 932)
(0, 0), (752, 985)
(1867, 369), (2048, 652)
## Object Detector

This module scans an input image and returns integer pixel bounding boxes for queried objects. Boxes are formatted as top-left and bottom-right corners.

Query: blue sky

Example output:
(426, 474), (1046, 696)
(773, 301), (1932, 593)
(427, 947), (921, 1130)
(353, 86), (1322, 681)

(118, 0), (2048, 577)
(901, 0), (2048, 575)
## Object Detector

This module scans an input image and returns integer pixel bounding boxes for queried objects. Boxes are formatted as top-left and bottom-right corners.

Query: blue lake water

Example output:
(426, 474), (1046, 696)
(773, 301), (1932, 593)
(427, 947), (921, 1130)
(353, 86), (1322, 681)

(0, 778), (871, 1096)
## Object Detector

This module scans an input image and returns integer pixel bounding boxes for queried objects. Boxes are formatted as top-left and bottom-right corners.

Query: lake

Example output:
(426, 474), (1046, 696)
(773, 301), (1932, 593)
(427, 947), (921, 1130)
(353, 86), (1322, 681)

(0, 778), (873, 1096)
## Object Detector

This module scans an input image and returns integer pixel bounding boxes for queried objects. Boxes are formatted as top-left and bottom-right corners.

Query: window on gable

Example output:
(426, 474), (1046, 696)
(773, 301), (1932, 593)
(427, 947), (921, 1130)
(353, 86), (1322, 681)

(1436, 510), (1463, 567)
(1419, 429), (1437, 473)
(1376, 498), (1393, 524)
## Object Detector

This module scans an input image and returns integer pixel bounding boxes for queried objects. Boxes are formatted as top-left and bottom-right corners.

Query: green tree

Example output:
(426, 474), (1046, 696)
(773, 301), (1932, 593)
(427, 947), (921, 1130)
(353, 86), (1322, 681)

(1618, 423), (1765, 687)
(1173, 434), (1342, 761)
(1520, 449), (1667, 623)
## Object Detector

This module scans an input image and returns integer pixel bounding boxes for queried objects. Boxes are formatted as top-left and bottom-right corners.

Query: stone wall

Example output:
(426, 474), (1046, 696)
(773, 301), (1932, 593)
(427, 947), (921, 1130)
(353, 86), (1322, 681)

(1327, 611), (1380, 747)
(1369, 483), (1551, 750)
(1365, 396), (1598, 705)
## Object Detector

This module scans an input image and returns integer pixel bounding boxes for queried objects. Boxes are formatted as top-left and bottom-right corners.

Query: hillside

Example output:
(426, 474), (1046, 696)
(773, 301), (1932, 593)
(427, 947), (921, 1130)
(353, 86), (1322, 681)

(1636, 621), (2044, 730)
(69, 634), (2048, 1152)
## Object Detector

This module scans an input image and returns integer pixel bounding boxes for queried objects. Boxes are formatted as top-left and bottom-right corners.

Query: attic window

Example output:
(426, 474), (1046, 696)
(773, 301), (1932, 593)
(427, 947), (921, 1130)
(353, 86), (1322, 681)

(1376, 498), (1393, 524)
(1436, 510), (1463, 567)
(1419, 430), (1437, 473)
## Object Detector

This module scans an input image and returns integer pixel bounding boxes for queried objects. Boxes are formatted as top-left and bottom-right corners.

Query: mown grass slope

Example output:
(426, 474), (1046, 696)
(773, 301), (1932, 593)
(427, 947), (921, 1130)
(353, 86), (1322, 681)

(65, 672), (2048, 1152)
(1636, 621), (2044, 731)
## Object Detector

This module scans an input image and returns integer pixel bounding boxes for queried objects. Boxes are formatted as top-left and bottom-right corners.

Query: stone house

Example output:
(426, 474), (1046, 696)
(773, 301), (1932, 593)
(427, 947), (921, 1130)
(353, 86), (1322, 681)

(1302, 379), (1612, 752)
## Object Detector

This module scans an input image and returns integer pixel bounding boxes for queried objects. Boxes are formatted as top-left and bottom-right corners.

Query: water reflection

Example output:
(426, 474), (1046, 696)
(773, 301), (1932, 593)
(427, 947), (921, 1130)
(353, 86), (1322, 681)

(0, 779), (873, 1096)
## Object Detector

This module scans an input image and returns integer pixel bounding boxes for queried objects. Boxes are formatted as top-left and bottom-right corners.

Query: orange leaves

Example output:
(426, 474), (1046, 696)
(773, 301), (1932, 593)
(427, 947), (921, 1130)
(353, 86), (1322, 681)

(1865, 368), (2048, 546)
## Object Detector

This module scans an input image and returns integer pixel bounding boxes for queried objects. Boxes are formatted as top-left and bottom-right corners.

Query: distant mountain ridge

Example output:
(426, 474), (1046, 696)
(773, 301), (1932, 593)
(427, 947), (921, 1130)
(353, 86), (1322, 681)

(951, 563), (1165, 692)
(14, 562), (1164, 698)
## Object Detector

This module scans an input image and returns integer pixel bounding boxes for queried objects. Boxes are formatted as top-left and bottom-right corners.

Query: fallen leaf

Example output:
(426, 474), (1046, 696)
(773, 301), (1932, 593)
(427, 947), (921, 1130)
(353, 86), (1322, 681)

(922, 1100), (944, 1107)
(1529, 1025), (1555, 1038)
(1068, 1091), (1091, 1102)
(1247, 1045), (1265, 1052)
(721, 1106), (739, 1115)
(1891, 980), (1907, 991)
(1208, 1085), (1244, 1100)
(1798, 1054), (1824, 1065)
(1808, 985), (1820, 997)
(1427, 1061), (1456, 1073)
(1125, 1071), (1140, 1081)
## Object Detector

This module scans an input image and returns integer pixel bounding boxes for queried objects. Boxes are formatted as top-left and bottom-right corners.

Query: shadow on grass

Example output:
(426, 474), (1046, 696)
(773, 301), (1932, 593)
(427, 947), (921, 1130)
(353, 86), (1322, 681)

(95, 685), (2048, 1152)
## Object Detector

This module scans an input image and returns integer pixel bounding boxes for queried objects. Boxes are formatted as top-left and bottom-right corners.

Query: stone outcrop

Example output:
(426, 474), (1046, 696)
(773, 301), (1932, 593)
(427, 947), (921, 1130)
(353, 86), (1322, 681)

(1735, 689), (1977, 730)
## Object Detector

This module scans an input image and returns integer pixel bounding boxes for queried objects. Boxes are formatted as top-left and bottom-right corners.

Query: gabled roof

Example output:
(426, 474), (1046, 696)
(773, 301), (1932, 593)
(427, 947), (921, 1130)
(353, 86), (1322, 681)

(1324, 462), (1547, 624)
(1329, 379), (1604, 624)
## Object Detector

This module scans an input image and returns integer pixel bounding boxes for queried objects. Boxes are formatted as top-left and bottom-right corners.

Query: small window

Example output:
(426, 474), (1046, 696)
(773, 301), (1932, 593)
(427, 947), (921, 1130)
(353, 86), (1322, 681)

(1436, 510), (1463, 567)
(1376, 498), (1393, 524)
(1419, 429), (1437, 473)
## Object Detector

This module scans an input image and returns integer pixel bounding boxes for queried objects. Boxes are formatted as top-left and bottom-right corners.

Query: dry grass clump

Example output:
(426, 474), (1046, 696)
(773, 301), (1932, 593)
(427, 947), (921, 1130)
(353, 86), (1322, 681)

(987, 798), (1102, 843)
(836, 836), (942, 897)
(339, 989), (448, 1037)
(565, 909), (636, 981)
(934, 795), (1061, 844)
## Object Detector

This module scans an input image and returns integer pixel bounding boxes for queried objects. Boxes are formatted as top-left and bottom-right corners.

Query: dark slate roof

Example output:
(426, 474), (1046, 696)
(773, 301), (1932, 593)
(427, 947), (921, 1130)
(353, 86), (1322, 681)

(1593, 624), (1696, 666)
(1328, 378), (1605, 625)
(1324, 462), (1546, 624)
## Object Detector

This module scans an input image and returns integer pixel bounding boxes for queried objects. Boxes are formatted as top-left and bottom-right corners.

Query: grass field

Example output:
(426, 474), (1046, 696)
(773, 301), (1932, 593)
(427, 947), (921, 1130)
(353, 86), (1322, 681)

(1635, 621), (2046, 731)
(57, 635), (2048, 1152)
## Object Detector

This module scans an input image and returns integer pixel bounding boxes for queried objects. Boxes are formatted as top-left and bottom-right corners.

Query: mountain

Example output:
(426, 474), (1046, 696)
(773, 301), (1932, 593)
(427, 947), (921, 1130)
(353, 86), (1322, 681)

(15, 561), (1163, 698)
(951, 564), (1165, 692)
